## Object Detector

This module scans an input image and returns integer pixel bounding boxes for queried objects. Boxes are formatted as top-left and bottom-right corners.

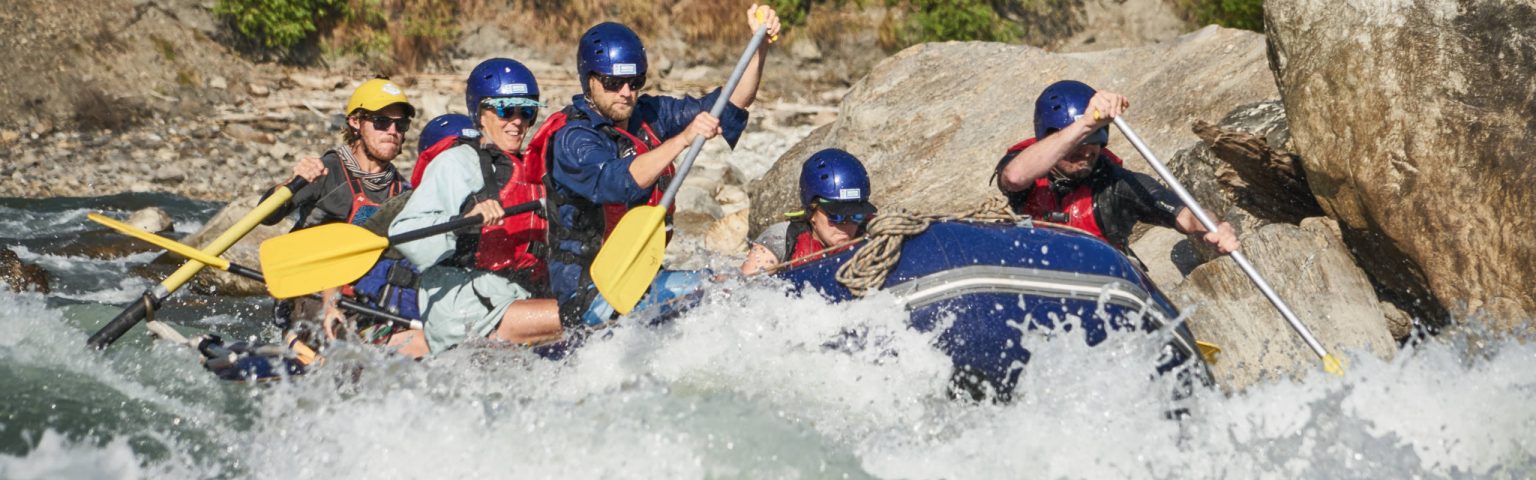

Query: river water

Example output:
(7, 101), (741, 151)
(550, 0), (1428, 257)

(0, 195), (1532, 479)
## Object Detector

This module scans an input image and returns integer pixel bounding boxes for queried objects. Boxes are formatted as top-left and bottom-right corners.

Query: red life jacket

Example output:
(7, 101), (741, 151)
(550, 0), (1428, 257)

(410, 135), (461, 187)
(340, 165), (405, 226)
(473, 145), (549, 278)
(790, 229), (826, 261)
(1003, 137), (1124, 241)
(526, 108), (674, 242)
(782, 220), (854, 267)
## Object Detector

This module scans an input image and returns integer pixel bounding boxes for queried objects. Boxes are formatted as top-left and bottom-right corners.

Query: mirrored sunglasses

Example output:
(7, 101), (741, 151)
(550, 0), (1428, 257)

(485, 104), (539, 121)
(828, 212), (869, 225)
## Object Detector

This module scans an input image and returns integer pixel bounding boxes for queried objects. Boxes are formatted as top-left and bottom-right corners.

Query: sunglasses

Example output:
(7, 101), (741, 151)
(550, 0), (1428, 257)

(484, 104), (539, 121)
(828, 212), (869, 225)
(595, 74), (646, 92)
(362, 114), (411, 133)
(816, 199), (872, 225)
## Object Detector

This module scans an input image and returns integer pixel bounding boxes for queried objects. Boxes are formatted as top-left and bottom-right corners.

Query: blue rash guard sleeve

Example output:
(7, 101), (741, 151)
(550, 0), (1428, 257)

(550, 125), (649, 205)
(639, 88), (750, 148)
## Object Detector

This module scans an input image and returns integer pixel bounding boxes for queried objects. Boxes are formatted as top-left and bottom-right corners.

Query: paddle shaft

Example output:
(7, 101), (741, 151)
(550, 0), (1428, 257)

(88, 176), (310, 349)
(387, 200), (543, 245)
(90, 208), (428, 331)
(656, 25), (770, 209)
(1111, 117), (1332, 361)
(223, 263), (421, 330)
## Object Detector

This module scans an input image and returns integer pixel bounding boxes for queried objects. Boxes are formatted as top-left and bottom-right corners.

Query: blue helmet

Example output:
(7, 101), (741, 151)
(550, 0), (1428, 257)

(1034, 80), (1108, 145)
(577, 22), (647, 94)
(798, 148), (871, 210)
(465, 58), (541, 119)
(418, 114), (475, 154)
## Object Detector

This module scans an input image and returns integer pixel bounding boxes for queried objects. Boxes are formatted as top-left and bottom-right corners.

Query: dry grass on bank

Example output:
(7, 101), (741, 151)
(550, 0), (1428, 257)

(474, 0), (759, 59)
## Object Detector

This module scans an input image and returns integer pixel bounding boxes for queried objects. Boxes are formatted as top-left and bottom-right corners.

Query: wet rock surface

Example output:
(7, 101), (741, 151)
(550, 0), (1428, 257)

(1268, 0), (1536, 330)
(125, 207), (174, 233)
(0, 247), (50, 293)
(1172, 217), (1396, 391)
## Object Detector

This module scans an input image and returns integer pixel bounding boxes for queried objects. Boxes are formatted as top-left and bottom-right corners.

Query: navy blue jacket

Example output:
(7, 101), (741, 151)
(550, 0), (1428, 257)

(547, 90), (749, 309)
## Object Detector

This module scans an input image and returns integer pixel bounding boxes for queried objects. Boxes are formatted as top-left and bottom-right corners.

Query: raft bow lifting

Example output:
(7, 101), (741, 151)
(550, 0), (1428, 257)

(773, 217), (1208, 398)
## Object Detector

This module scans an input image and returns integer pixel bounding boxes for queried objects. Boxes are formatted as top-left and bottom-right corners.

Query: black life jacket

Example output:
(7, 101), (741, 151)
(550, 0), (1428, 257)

(536, 105), (671, 323)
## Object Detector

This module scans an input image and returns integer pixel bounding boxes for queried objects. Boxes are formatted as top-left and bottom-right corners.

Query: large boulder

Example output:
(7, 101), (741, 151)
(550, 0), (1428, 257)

(1267, 0), (1536, 330)
(1152, 100), (1323, 266)
(1130, 100), (1400, 390)
(167, 195), (294, 296)
(1173, 217), (1397, 391)
(749, 26), (1280, 236)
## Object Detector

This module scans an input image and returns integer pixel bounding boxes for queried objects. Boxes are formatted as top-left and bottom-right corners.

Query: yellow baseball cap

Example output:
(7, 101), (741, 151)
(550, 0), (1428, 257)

(345, 79), (416, 117)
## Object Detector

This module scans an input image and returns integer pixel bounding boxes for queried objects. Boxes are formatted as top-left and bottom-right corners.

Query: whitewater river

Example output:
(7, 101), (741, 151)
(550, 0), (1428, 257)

(0, 195), (1532, 479)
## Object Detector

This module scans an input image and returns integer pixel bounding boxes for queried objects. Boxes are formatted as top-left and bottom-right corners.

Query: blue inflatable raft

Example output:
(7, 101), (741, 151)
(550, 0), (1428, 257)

(773, 219), (1207, 399)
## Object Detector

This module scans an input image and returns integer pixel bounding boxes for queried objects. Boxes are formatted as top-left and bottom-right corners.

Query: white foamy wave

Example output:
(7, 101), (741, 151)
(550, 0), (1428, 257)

(9, 246), (160, 270)
(173, 220), (204, 234)
(0, 431), (144, 480)
(6, 273), (1535, 479)
(582, 283), (955, 439)
(234, 284), (1536, 479)
(0, 207), (95, 238)
(232, 283), (926, 478)
(49, 276), (154, 304)
(0, 429), (213, 480)
(858, 330), (1536, 479)
(0, 290), (230, 432)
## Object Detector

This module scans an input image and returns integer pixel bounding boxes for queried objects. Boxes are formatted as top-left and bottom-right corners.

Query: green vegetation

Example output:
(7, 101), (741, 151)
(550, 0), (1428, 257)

(149, 34), (178, 61)
(1175, 0), (1264, 32)
(214, 0), (347, 49)
(214, 0), (458, 70)
(765, 0), (812, 27)
(898, 0), (1018, 44)
(210, 0), (1101, 69)
(175, 68), (200, 87)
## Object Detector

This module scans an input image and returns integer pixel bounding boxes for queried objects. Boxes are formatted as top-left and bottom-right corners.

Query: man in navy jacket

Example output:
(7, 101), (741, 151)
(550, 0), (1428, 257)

(543, 8), (780, 327)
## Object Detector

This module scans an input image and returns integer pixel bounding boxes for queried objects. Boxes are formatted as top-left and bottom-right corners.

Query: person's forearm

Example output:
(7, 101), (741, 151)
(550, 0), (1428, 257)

(628, 134), (691, 188)
(729, 49), (766, 109)
(321, 287), (341, 309)
(1175, 208), (1206, 235)
(740, 244), (779, 275)
(999, 121), (1098, 192)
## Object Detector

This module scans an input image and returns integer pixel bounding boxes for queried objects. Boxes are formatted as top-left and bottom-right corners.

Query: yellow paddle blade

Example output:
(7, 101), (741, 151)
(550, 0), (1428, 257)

(1195, 340), (1221, 364)
(590, 205), (669, 315)
(88, 213), (232, 270)
(259, 223), (389, 299)
(1322, 354), (1346, 376)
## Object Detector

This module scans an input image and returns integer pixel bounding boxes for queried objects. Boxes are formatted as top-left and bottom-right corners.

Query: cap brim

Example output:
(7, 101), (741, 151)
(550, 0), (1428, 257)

(484, 97), (546, 108)
(1082, 127), (1109, 145)
(819, 200), (877, 218)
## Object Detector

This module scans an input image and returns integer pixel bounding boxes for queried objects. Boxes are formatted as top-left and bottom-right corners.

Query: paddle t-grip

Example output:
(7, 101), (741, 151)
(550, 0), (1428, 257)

(87, 293), (160, 350)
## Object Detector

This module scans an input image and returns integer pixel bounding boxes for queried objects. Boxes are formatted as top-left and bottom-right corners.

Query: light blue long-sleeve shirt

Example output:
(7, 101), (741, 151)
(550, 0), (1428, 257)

(389, 143), (484, 269)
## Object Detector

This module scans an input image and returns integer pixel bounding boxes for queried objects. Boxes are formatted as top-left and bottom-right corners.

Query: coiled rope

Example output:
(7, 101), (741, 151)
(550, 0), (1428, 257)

(833, 197), (1024, 296)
